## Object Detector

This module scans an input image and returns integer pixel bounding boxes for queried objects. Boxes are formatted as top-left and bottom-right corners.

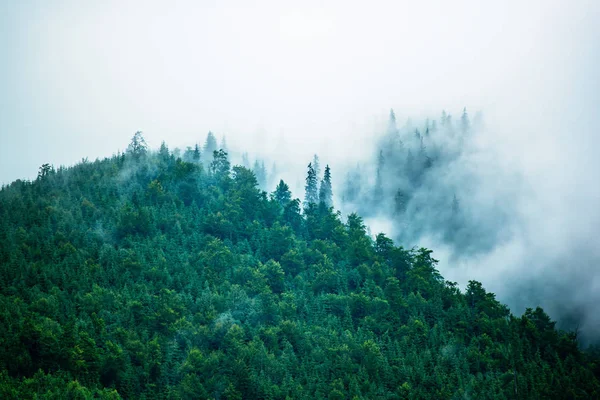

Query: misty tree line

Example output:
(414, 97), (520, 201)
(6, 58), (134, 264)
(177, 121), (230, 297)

(0, 130), (598, 398)
(335, 108), (507, 255)
(153, 130), (273, 192)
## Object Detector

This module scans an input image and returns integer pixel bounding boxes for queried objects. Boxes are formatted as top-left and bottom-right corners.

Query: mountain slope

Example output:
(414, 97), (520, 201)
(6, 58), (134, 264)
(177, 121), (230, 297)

(0, 139), (598, 399)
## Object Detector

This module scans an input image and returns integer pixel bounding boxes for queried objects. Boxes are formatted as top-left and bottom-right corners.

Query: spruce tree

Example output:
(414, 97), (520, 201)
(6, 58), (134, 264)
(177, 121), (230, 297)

(203, 131), (218, 161)
(159, 141), (169, 160)
(388, 108), (397, 135)
(319, 165), (333, 207)
(273, 180), (292, 207)
(193, 144), (201, 162)
(312, 155), (321, 193)
(253, 160), (267, 189)
(304, 162), (318, 208)
(127, 131), (148, 159)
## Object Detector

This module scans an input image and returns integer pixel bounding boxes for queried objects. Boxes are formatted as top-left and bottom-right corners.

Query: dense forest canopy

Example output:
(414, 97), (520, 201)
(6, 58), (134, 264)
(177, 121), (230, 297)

(0, 129), (599, 399)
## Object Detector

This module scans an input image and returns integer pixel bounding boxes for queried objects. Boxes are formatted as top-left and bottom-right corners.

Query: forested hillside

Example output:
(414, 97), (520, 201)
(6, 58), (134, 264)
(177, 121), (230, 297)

(0, 132), (598, 399)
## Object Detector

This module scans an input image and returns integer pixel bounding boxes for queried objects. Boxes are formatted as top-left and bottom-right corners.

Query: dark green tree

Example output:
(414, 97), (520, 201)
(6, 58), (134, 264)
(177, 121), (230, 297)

(253, 160), (267, 190)
(127, 131), (148, 159)
(319, 165), (333, 208)
(304, 163), (319, 208)
(210, 149), (230, 177)
(203, 131), (218, 161)
(37, 163), (53, 180)
(273, 180), (292, 207)
(159, 141), (170, 161)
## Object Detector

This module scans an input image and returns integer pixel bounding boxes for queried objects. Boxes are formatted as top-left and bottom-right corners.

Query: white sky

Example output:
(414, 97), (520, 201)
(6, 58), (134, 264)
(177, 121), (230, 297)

(2, 0), (598, 185)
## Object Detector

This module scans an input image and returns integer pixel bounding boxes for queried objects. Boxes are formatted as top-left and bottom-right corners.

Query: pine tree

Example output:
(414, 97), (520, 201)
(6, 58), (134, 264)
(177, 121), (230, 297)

(127, 131), (148, 159)
(37, 163), (53, 180)
(273, 180), (292, 207)
(210, 149), (230, 176)
(312, 155), (321, 193)
(304, 163), (318, 208)
(159, 141), (169, 160)
(183, 146), (195, 162)
(253, 160), (267, 189)
(203, 131), (218, 161)
(441, 110), (448, 127)
(388, 109), (397, 135)
(193, 144), (201, 162)
(415, 129), (421, 141)
(419, 137), (432, 170)
(319, 165), (333, 207)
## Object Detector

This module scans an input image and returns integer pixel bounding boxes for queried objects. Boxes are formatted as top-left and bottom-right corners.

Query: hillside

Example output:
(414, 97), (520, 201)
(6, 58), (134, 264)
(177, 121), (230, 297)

(0, 133), (598, 399)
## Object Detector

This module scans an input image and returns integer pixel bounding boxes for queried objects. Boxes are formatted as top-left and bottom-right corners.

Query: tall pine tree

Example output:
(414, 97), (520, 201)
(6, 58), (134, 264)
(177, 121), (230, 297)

(319, 165), (333, 207)
(304, 162), (319, 208)
(253, 160), (267, 190)
(203, 131), (218, 162)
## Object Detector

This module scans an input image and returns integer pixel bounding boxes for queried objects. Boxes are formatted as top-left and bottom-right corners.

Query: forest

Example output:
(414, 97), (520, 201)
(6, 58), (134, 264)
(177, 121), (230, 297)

(0, 129), (599, 399)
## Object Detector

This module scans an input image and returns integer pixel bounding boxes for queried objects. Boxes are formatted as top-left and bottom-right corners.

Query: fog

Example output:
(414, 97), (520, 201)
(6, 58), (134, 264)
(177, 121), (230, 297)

(1, 1), (599, 341)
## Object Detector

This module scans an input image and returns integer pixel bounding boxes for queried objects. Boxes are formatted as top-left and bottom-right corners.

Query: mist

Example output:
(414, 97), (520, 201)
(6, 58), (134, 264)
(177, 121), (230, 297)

(1, 0), (600, 342)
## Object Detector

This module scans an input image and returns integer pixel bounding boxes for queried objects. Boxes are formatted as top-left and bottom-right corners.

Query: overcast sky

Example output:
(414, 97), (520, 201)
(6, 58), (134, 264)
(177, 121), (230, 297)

(1, 0), (598, 184)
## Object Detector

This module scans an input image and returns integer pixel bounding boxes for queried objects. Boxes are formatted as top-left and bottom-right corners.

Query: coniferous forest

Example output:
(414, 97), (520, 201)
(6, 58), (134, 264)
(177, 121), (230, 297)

(1, 129), (599, 399)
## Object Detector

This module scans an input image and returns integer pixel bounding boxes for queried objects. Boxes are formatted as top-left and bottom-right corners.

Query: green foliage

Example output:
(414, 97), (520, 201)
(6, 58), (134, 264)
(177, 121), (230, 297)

(273, 179), (292, 208)
(127, 131), (147, 159)
(304, 162), (319, 208)
(0, 142), (598, 399)
(319, 165), (333, 208)
(210, 149), (231, 177)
